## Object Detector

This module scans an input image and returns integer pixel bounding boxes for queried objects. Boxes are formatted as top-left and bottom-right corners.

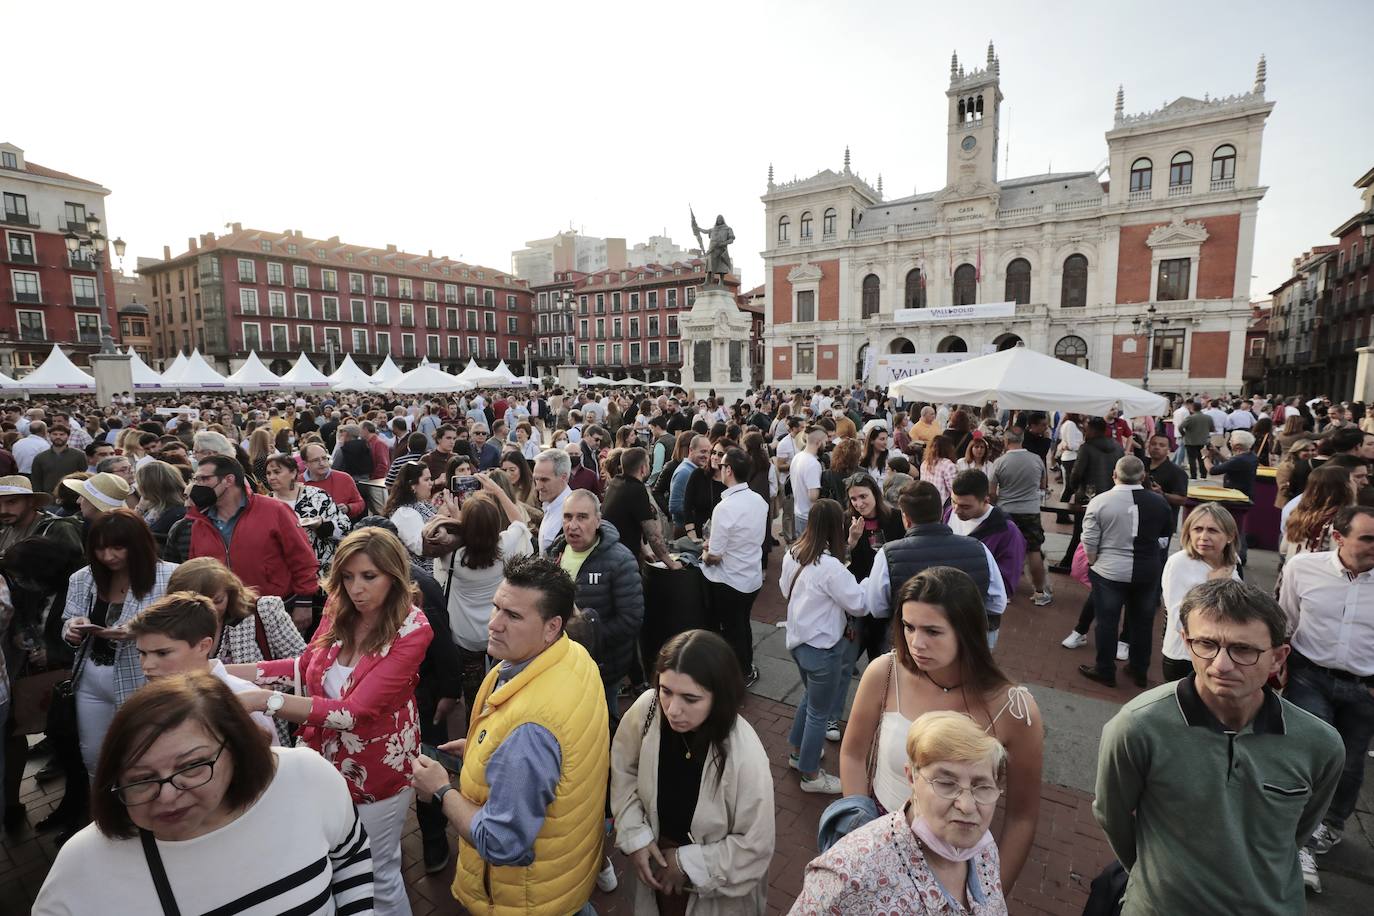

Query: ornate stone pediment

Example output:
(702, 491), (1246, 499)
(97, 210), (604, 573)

(1146, 215), (1209, 249)
(787, 263), (824, 283)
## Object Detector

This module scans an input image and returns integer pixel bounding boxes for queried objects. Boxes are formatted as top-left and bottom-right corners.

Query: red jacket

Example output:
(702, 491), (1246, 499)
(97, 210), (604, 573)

(187, 490), (320, 599)
(306, 470), (366, 520)
(366, 435), (392, 483)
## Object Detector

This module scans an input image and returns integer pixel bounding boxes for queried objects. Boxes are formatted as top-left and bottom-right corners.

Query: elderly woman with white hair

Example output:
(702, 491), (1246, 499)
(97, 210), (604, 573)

(793, 711), (1009, 914)
(1204, 427), (1259, 500)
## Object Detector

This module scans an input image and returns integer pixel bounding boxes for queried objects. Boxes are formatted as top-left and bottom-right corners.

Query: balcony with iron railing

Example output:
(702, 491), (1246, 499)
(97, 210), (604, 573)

(12, 290), (43, 306)
(1, 208), (39, 227)
(6, 249), (36, 265)
(69, 254), (98, 272)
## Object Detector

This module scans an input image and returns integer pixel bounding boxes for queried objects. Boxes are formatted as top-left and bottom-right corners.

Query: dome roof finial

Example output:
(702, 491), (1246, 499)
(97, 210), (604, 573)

(843, 146), (851, 173)
(1254, 54), (1267, 95)
(1114, 84), (1124, 120)
(987, 41), (995, 67)
(767, 162), (774, 188)
(877, 174), (884, 199)
(950, 50), (958, 79)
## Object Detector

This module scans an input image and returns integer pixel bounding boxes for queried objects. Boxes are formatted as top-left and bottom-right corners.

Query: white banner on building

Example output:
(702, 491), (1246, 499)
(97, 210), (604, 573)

(894, 301), (1016, 324)
(869, 353), (971, 386)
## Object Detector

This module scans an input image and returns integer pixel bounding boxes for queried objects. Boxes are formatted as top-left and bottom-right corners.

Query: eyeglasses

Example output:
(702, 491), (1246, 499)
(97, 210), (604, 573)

(113, 741), (228, 805)
(1185, 637), (1268, 667)
(917, 770), (1002, 805)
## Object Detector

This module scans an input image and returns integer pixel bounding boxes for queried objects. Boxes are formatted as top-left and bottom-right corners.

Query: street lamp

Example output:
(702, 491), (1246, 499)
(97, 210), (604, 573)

(64, 212), (125, 354)
(562, 290), (577, 367)
(1132, 303), (1170, 391)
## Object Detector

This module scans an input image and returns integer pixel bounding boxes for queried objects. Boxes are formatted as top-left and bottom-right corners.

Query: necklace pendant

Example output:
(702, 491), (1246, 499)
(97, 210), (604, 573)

(685, 749), (692, 759)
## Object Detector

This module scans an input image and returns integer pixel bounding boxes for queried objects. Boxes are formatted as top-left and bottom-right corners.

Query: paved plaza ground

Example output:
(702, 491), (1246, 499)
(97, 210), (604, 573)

(3, 518), (1372, 915)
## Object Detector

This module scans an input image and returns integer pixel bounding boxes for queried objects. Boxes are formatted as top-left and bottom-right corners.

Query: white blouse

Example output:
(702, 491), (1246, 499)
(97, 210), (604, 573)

(780, 550), (865, 651)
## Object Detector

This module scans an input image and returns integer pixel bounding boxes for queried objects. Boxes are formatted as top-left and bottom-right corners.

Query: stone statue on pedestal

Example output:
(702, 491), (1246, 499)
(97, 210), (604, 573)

(690, 209), (735, 285)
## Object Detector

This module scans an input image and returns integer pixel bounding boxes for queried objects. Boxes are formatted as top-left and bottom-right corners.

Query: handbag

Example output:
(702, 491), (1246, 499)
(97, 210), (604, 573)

(45, 638), (91, 741)
(12, 668), (71, 736)
(140, 829), (183, 916)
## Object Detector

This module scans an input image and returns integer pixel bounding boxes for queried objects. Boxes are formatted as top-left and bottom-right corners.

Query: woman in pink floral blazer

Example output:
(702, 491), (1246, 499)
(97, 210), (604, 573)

(231, 528), (432, 916)
(791, 711), (1009, 916)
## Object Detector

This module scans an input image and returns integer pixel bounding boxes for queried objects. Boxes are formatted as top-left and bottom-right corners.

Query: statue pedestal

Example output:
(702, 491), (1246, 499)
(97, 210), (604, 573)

(555, 363), (580, 391)
(1354, 346), (1374, 403)
(680, 286), (751, 405)
(90, 352), (134, 407)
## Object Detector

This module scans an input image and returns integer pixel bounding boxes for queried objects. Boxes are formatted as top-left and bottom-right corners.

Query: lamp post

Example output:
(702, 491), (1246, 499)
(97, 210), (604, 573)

(554, 289), (579, 389)
(1132, 303), (1170, 391)
(64, 213), (125, 354)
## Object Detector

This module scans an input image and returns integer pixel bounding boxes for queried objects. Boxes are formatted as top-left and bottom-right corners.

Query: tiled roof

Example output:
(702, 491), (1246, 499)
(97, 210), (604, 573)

(0, 158), (105, 189)
(571, 259), (737, 293)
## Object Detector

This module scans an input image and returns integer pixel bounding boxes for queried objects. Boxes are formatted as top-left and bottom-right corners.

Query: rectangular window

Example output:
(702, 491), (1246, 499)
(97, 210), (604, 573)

(6, 232), (34, 262)
(648, 315), (660, 337)
(239, 288), (259, 315)
(629, 317), (640, 337)
(426, 305), (440, 328)
(483, 289), (495, 308)
(427, 334), (440, 358)
(667, 340), (680, 363)
(72, 276), (97, 305)
(612, 343), (623, 364)
(485, 337), (496, 357)
(321, 269), (337, 291)
(629, 292), (640, 311)
(506, 294), (517, 310)
(402, 333), (416, 356)
(323, 296), (339, 321)
(352, 328), (368, 353)
(612, 318), (622, 338)
(484, 312), (496, 333)
(686, 287), (696, 306)
(796, 342), (815, 374)
(796, 290), (816, 321)
(666, 289), (677, 309)
(63, 201), (87, 231)
(351, 299), (367, 323)
(579, 295), (589, 314)
(267, 262), (284, 285)
(372, 275), (388, 296)
(596, 344), (606, 365)
(630, 341), (641, 364)
(468, 335), (479, 356)
(648, 341), (661, 363)
(596, 318), (606, 339)
(271, 324), (289, 351)
(507, 316), (518, 334)
(17, 310), (44, 340)
(3, 192), (29, 220)
(374, 301), (389, 325)
(0, 151), (14, 169)
(648, 290), (659, 309)
(667, 315), (678, 337)
(595, 293), (605, 313)
(424, 281), (437, 301)
(580, 344), (589, 364)
(294, 292), (312, 318)
(375, 331), (391, 355)
(324, 327), (342, 354)
(269, 290), (287, 317)
(445, 284), (458, 304)
(297, 325), (315, 351)
(508, 340), (520, 360)
(447, 307), (459, 329)
(399, 302), (414, 326)
(466, 309), (478, 331)
(579, 319), (589, 338)
(465, 287), (477, 305)
(1157, 258), (1191, 301)
(448, 335), (460, 357)
(242, 322), (262, 351)
(237, 258), (256, 282)
(611, 292), (622, 312)
(349, 273), (365, 294)
(398, 278), (413, 298)
(1152, 329), (1186, 370)
(293, 264), (309, 287)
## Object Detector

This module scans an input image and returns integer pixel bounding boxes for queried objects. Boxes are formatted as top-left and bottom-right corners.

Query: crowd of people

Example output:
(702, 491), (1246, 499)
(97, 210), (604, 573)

(0, 383), (1366, 914)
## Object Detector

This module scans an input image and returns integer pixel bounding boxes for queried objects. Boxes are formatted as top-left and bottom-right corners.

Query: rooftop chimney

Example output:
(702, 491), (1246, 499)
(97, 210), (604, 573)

(386, 244), (397, 253)
(163, 245), (171, 260)
(231, 222), (242, 232)
(187, 238), (198, 252)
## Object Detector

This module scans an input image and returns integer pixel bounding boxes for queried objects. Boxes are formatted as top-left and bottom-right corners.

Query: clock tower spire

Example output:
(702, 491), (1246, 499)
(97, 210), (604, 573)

(946, 42), (1003, 192)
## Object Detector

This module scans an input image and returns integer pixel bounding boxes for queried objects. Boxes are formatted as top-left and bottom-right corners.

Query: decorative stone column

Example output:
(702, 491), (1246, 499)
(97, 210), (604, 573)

(90, 351), (133, 407)
(680, 287), (752, 404)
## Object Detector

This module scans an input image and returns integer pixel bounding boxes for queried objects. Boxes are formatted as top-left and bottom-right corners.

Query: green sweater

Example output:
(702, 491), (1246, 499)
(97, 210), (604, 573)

(1093, 675), (1342, 916)
(1178, 412), (1214, 447)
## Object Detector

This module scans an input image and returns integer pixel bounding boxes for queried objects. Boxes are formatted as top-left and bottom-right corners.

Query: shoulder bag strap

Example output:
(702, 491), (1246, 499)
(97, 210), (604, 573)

(864, 655), (894, 791)
(139, 829), (182, 916)
(641, 693), (658, 738)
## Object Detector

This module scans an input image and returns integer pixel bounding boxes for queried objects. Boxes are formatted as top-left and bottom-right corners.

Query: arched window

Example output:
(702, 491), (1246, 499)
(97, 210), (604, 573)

(861, 274), (880, 318)
(975, 95), (983, 119)
(1169, 151), (1193, 187)
(1211, 144), (1236, 183)
(777, 215), (790, 242)
(1129, 158), (1152, 193)
(904, 268), (926, 309)
(822, 208), (837, 237)
(937, 335), (968, 353)
(958, 98), (966, 122)
(953, 264), (977, 305)
(888, 336), (915, 354)
(1054, 335), (1088, 367)
(1061, 254), (1088, 308)
(993, 333), (1022, 351)
(1004, 258), (1031, 305)
(799, 211), (813, 239)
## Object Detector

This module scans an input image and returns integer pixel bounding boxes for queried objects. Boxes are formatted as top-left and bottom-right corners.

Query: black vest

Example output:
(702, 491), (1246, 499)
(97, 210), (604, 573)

(883, 522), (992, 614)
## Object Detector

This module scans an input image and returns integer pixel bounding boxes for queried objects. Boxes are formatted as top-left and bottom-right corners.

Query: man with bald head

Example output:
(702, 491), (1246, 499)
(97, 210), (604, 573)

(545, 488), (644, 725)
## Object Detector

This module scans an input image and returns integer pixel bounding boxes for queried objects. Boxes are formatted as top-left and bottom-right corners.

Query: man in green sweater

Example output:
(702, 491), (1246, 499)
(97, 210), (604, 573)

(1177, 399), (1214, 480)
(1093, 579), (1343, 912)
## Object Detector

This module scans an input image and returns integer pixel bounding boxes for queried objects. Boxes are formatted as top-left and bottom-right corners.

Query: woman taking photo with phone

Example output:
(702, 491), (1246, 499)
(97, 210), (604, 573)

(227, 527), (432, 916)
(263, 452), (350, 575)
(383, 461), (439, 576)
(61, 507), (177, 775)
(610, 630), (775, 916)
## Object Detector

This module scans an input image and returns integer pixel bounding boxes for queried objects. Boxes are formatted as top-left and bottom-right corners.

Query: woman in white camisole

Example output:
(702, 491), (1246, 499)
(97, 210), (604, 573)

(838, 567), (1044, 894)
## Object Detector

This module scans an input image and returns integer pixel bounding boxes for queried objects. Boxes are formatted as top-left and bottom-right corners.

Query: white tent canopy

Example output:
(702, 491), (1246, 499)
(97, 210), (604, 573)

(490, 360), (518, 383)
(579, 375), (615, 386)
(648, 380), (681, 389)
(225, 352), (286, 391)
(0, 370), (18, 389)
(327, 354), (376, 391)
(614, 377), (647, 387)
(371, 355), (404, 387)
(20, 345), (95, 391)
(454, 359), (507, 388)
(159, 352), (189, 385)
(170, 350), (231, 390)
(281, 354), (331, 389)
(124, 349), (168, 390)
(391, 364), (474, 395)
(887, 345), (1168, 416)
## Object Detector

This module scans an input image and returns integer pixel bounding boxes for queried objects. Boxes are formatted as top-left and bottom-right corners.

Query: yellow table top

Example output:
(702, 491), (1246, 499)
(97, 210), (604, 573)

(1188, 482), (1252, 503)
(1257, 465), (1277, 479)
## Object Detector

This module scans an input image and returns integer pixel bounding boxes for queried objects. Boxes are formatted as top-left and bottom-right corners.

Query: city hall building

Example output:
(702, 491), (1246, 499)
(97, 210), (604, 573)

(760, 45), (1273, 394)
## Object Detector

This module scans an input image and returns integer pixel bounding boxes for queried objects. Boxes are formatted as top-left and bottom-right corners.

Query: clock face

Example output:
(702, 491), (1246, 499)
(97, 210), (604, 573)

(961, 135), (977, 151)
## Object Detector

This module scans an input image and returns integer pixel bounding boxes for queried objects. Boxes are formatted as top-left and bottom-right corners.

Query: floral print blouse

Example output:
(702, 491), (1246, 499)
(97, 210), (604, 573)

(256, 605), (433, 804)
(283, 484), (351, 574)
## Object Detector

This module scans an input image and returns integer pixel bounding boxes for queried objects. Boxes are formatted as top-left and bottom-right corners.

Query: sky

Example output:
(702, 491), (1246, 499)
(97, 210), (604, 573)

(7, 0), (1370, 298)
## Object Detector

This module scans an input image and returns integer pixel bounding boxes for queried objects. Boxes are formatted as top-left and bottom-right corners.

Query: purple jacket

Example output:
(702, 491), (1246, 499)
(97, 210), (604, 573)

(944, 505), (1026, 595)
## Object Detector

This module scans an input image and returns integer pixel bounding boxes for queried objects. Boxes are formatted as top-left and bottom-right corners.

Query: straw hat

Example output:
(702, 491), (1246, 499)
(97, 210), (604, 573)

(61, 472), (131, 513)
(0, 475), (53, 506)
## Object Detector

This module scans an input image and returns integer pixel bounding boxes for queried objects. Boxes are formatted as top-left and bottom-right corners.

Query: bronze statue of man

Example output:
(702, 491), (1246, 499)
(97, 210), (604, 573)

(690, 211), (735, 285)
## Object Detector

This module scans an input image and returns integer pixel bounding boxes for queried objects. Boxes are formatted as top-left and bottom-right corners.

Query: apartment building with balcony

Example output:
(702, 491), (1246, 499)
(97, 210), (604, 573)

(0, 142), (121, 375)
(529, 259), (741, 382)
(137, 225), (533, 375)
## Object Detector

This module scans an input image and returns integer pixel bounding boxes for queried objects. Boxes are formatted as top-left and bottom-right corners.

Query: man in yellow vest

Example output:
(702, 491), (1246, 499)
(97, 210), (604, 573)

(411, 555), (610, 915)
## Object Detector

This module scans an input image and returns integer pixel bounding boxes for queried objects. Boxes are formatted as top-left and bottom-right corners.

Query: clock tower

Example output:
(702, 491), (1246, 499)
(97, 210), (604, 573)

(945, 42), (1002, 193)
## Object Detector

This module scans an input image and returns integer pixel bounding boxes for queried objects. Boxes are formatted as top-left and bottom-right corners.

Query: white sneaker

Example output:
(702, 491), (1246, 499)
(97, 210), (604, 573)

(800, 769), (843, 794)
(1116, 641), (1130, 662)
(825, 720), (842, 742)
(1300, 847), (1321, 894)
(596, 857), (618, 893)
(1061, 631), (1088, 649)
(1032, 591), (1053, 607)
(1309, 823), (1342, 855)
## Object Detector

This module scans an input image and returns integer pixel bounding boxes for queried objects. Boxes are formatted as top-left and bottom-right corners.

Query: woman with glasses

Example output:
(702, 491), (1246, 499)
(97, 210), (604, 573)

(1161, 504), (1241, 682)
(838, 567), (1043, 892)
(684, 438), (733, 542)
(32, 673), (374, 916)
(263, 453), (350, 575)
(794, 710), (1009, 914)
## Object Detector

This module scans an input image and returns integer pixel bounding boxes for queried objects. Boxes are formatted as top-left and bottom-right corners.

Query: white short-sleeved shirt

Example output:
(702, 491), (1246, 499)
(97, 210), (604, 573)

(790, 449), (823, 524)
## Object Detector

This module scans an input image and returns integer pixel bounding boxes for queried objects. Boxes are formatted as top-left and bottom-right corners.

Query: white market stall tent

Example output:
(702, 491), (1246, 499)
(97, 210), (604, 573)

(887, 344), (1168, 416)
(648, 380), (681, 389)
(18, 345), (95, 391)
(159, 352), (189, 385)
(166, 350), (231, 390)
(390, 364), (474, 395)
(225, 352), (287, 391)
(371, 355), (404, 388)
(454, 359), (508, 388)
(0, 370), (18, 390)
(125, 349), (169, 390)
(280, 354), (332, 389)
(328, 354), (377, 392)
(490, 360), (518, 383)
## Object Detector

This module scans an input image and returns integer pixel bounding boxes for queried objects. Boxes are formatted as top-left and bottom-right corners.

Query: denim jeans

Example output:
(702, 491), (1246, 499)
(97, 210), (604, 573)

(789, 641), (846, 774)
(828, 616), (888, 722)
(1283, 663), (1374, 832)
(1088, 569), (1159, 677)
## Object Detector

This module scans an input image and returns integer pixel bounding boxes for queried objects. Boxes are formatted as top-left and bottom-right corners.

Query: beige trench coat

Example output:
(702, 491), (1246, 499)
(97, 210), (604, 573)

(610, 689), (775, 916)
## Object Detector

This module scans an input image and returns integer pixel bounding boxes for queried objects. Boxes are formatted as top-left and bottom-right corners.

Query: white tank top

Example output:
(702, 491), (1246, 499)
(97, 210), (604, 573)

(870, 655), (1035, 814)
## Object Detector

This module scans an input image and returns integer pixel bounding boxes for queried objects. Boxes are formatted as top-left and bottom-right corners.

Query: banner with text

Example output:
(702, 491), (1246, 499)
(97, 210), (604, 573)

(894, 301), (1016, 324)
(870, 353), (972, 386)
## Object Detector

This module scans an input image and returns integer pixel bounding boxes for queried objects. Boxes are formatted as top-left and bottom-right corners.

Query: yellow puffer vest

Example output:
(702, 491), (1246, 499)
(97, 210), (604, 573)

(453, 635), (609, 915)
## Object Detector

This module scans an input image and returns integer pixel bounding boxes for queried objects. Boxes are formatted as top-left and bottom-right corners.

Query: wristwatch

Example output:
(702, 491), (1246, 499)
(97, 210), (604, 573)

(264, 691), (286, 717)
(433, 783), (456, 805)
